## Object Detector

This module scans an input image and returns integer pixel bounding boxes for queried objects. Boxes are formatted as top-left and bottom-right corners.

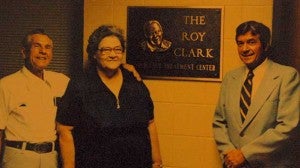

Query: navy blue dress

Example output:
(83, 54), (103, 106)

(56, 68), (154, 168)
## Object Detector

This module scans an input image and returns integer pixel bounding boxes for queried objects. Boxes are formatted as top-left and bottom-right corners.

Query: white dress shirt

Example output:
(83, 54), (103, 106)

(0, 66), (69, 142)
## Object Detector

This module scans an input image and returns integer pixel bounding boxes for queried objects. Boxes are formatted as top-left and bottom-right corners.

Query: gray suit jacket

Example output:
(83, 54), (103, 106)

(213, 60), (300, 167)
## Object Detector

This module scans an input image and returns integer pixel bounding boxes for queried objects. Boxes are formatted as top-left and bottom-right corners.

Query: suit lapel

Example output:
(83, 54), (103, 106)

(230, 68), (246, 127)
(241, 61), (279, 130)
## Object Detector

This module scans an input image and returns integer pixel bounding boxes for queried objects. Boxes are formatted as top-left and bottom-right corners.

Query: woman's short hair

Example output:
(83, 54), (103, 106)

(86, 25), (125, 70)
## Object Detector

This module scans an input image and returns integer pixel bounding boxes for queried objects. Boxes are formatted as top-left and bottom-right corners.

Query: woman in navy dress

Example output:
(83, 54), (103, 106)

(56, 25), (162, 168)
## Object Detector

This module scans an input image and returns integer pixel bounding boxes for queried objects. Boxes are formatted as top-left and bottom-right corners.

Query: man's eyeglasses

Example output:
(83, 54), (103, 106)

(98, 47), (123, 55)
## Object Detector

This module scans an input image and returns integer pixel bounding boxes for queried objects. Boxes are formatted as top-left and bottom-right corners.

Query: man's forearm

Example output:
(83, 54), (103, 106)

(56, 123), (75, 168)
(59, 134), (75, 168)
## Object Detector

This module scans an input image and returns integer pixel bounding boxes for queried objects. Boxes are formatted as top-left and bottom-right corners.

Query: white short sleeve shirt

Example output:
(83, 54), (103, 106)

(0, 66), (69, 142)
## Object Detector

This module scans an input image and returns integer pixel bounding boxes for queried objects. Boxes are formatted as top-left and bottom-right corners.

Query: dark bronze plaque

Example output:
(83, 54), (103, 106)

(127, 7), (223, 81)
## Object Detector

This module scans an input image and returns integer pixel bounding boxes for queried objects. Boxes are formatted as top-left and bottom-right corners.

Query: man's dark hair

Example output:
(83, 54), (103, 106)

(235, 20), (271, 50)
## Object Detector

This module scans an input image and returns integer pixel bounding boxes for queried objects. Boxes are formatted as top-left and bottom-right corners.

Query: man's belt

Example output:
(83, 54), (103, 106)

(5, 140), (54, 153)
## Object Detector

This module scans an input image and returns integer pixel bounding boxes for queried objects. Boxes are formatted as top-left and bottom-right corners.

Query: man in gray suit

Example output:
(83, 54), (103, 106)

(213, 20), (300, 168)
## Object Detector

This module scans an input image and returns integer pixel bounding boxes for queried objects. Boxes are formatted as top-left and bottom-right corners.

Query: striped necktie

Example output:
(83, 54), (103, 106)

(240, 70), (254, 123)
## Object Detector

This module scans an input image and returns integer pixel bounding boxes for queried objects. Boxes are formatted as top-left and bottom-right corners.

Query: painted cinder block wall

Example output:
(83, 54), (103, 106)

(84, 0), (273, 167)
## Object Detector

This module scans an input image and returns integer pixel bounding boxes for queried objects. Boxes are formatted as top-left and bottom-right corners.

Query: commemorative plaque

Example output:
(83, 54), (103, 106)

(127, 7), (223, 81)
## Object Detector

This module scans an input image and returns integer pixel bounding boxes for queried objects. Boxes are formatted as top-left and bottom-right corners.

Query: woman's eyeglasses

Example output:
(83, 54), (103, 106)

(98, 47), (123, 55)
